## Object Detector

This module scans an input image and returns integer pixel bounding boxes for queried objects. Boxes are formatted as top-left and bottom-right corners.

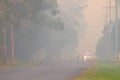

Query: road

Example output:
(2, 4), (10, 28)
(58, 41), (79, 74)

(0, 60), (93, 80)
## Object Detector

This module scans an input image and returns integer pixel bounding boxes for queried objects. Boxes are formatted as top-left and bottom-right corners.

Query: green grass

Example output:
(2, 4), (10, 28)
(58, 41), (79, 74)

(74, 62), (120, 80)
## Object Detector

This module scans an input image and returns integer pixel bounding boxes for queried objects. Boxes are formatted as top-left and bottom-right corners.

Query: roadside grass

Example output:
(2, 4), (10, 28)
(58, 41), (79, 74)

(74, 62), (120, 80)
(0, 61), (35, 68)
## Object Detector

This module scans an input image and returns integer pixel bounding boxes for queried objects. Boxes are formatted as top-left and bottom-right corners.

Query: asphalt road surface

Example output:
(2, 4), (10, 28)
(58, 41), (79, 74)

(0, 60), (93, 80)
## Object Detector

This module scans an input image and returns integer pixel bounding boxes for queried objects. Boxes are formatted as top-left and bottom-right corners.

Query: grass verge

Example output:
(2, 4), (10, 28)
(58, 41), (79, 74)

(0, 61), (34, 68)
(74, 62), (120, 80)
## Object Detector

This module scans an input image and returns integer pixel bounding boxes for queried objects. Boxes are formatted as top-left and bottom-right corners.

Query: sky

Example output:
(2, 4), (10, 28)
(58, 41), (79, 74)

(58, 0), (106, 54)
(80, 0), (105, 53)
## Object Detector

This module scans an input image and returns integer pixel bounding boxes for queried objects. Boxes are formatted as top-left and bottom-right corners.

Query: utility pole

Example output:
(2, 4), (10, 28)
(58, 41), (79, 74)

(109, 0), (112, 20)
(104, 0), (110, 60)
(108, 0), (112, 60)
(104, 0), (114, 61)
(115, 0), (119, 61)
(105, 5), (109, 60)
(104, 0), (109, 60)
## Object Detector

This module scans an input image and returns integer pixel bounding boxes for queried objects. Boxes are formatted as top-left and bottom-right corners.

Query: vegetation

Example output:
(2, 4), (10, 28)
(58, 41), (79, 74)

(96, 0), (120, 61)
(0, 0), (60, 64)
(74, 62), (120, 80)
(0, 0), (87, 65)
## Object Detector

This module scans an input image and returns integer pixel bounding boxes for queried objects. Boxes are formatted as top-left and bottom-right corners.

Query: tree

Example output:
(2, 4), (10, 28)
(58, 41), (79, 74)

(0, 0), (61, 64)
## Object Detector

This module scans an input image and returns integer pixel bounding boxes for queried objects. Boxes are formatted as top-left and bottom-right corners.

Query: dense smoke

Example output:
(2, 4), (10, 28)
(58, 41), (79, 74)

(14, 0), (87, 62)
